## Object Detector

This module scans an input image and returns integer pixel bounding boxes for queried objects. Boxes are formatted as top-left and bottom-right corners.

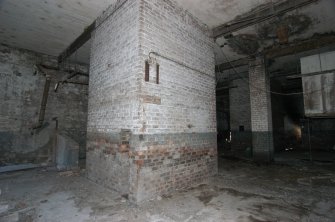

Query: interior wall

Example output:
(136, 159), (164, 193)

(229, 78), (252, 157)
(216, 89), (229, 156)
(271, 86), (335, 154)
(306, 119), (335, 152)
(269, 51), (335, 156)
(0, 45), (88, 166)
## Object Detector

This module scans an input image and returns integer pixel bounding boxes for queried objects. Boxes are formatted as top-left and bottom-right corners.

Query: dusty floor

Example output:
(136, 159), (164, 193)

(0, 159), (335, 222)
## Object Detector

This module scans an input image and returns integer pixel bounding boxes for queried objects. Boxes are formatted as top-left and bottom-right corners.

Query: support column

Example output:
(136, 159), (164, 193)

(249, 57), (274, 162)
(87, 0), (217, 203)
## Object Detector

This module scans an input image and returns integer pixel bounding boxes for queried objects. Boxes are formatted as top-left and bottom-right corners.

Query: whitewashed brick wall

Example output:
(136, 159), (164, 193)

(87, 0), (218, 202)
(249, 58), (273, 132)
(249, 57), (274, 161)
(137, 0), (216, 135)
(88, 0), (141, 134)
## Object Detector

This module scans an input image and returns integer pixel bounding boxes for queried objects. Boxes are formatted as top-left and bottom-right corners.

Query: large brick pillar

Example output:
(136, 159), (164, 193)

(87, 0), (217, 203)
(249, 57), (274, 162)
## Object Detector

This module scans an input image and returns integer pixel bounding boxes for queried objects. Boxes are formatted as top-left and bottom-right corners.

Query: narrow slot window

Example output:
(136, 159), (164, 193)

(156, 63), (159, 84)
(145, 60), (149, 82)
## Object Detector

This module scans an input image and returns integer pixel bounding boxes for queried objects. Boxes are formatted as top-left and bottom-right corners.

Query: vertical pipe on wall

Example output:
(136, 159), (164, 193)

(33, 75), (51, 129)
(38, 77), (51, 125)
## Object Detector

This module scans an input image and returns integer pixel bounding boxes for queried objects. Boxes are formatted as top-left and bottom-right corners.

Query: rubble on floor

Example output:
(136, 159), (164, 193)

(0, 160), (334, 222)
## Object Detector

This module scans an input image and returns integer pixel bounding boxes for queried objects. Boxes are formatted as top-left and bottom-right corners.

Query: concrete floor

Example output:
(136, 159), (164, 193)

(0, 160), (335, 222)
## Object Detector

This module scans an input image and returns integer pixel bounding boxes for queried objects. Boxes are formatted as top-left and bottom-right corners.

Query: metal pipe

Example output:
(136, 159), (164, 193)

(216, 85), (238, 91)
(54, 72), (89, 92)
(33, 76), (51, 129)
(286, 68), (335, 79)
(64, 80), (88, 86)
(40, 64), (89, 76)
(149, 51), (214, 79)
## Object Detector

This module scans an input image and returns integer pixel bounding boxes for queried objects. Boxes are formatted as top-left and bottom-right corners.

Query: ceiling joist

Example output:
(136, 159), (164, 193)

(57, 21), (95, 64)
(264, 34), (335, 58)
(215, 57), (250, 72)
(216, 34), (335, 72)
(57, 0), (129, 64)
(213, 0), (320, 39)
